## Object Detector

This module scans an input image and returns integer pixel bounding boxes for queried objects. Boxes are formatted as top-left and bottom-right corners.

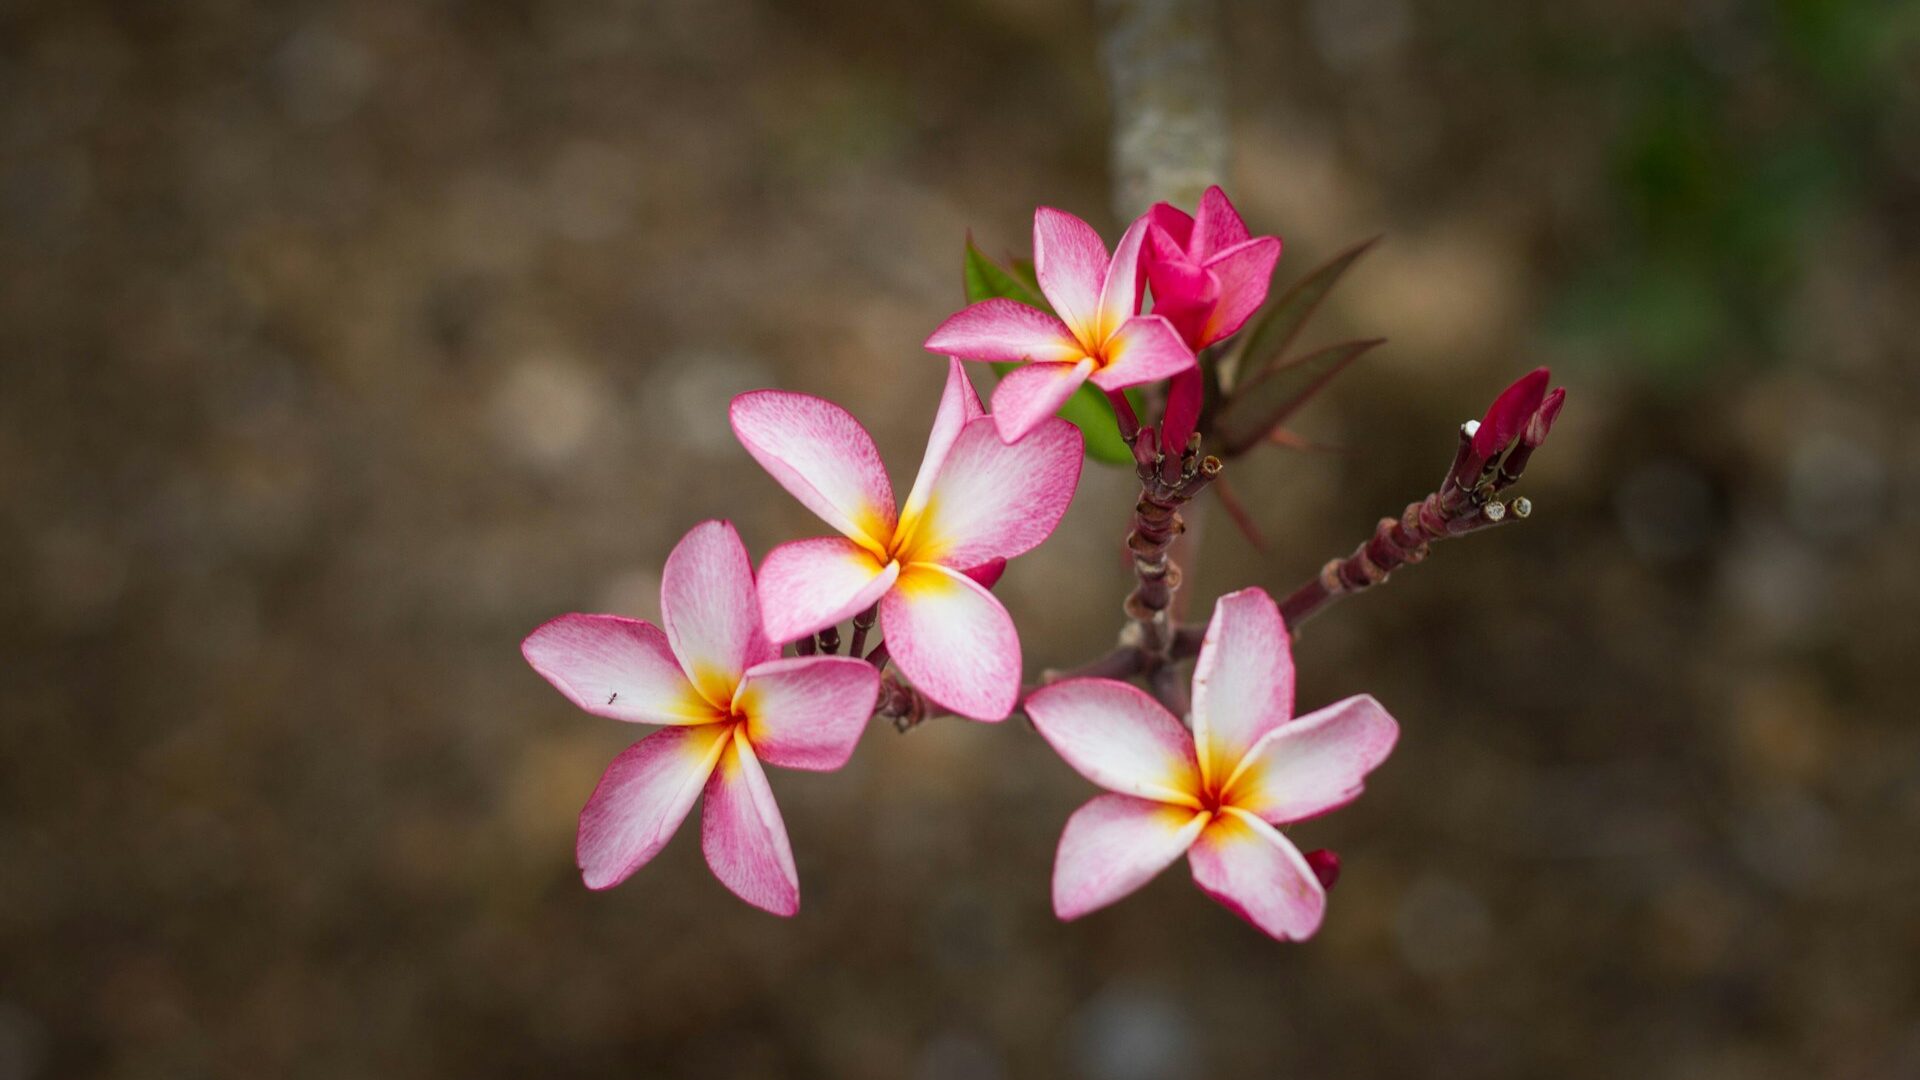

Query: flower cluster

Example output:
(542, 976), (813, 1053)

(523, 188), (1563, 937)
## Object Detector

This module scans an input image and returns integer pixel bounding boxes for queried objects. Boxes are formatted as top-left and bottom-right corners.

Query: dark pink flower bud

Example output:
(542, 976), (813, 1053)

(1472, 367), (1550, 462)
(1523, 386), (1565, 448)
(1304, 848), (1342, 891)
(962, 558), (1007, 590)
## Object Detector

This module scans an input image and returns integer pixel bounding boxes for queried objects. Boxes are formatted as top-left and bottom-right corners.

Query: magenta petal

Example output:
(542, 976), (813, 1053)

(1053, 794), (1209, 920)
(1188, 809), (1328, 941)
(1190, 185), (1252, 261)
(1190, 587), (1295, 787)
(989, 359), (1095, 444)
(577, 723), (730, 889)
(730, 390), (897, 549)
(961, 557), (1007, 590)
(1199, 236), (1281, 344)
(700, 728), (799, 915)
(660, 521), (768, 705)
(1228, 694), (1399, 825)
(1088, 315), (1194, 391)
(924, 299), (1083, 365)
(1033, 206), (1112, 347)
(1148, 202), (1195, 253)
(878, 563), (1021, 721)
(905, 415), (1083, 568)
(1524, 386), (1566, 448)
(523, 613), (712, 725)
(1473, 367), (1551, 460)
(756, 537), (899, 645)
(737, 655), (880, 772)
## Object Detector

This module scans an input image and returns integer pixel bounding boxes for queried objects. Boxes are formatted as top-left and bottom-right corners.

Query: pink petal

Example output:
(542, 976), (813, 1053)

(1187, 807), (1327, 941)
(923, 299), (1084, 365)
(756, 537), (900, 645)
(700, 727), (799, 915)
(1033, 206), (1112, 348)
(1523, 386), (1566, 448)
(1088, 314), (1195, 391)
(988, 359), (1096, 444)
(736, 655), (880, 771)
(523, 614), (716, 725)
(659, 520), (769, 707)
(1143, 225), (1218, 348)
(729, 390), (897, 551)
(1226, 694), (1399, 824)
(877, 562), (1021, 721)
(1095, 215), (1151, 336)
(1190, 587), (1295, 787)
(1472, 367), (1551, 461)
(1053, 794), (1210, 920)
(1025, 678), (1203, 804)
(576, 723), (731, 889)
(1199, 236), (1281, 344)
(1190, 185), (1252, 261)
(1148, 202), (1195, 253)
(902, 359), (986, 526)
(902, 415), (1082, 567)
(961, 557), (1006, 589)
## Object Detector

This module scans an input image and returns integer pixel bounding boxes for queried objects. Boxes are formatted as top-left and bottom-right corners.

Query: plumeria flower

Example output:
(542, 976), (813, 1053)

(520, 520), (880, 915)
(923, 207), (1194, 444)
(730, 361), (1082, 721)
(1025, 587), (1398, 940)
(1143, 186), (1282, 450)
(1143, 185), (1282, 352)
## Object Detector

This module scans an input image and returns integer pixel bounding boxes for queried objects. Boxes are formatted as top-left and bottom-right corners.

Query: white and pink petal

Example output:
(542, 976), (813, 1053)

(904, 415), (1082, 567)
(659, 520), (765, 707)
(1187, 807), (1327, 941)
(737, 655), (880, 772)
(756, 537), (900, 645)
(923, 300), (1084, 366)
(988, 360), (1095, 445)
(1033, 207), (1112, 347)
(700, 727), (800, 916)
(877, 563), (1021, 722)
(576, 723), (731, 889)
(1226, 694), (1398, 825)
(729, 390), (897, 550)
(523, 614), (716, 725)
(1087, 314), (1194, 391)
(1025, 678), (1202, 804)
(1189, 587), (1296, 786)
(1053, 794), (1210, 920)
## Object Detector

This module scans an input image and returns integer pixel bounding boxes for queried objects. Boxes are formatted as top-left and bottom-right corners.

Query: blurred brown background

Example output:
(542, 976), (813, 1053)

(4, 0), (1918, 1076)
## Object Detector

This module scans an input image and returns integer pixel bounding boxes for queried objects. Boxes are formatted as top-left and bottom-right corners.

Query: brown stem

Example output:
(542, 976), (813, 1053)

(848, 606), (878, 658)
(1275, 489), (1526, 631)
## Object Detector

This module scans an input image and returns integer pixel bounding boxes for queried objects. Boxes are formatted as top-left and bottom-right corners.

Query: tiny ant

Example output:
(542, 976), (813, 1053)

(607, 692), (619, 705)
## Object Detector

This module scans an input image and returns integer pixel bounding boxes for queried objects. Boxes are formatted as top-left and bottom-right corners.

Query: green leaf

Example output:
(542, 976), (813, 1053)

(961, 240), (1130, 464)
(1214, 338), (1385, 455)
(1228, 235), (1379, 391)
(963, 238), (1047, 310)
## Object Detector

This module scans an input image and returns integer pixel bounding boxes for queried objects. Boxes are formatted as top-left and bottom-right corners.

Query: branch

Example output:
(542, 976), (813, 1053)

(1098, 0), (1230, 220)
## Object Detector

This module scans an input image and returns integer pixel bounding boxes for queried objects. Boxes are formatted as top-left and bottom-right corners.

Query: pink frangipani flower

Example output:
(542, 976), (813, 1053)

(520, 520), (880, 915)
(923, 207), (1195, 444)
(730, 360), (1082, 721)
(1025, 587), (1398, 941)
(1144, 186), (1282, 450)
(1143, 185), (1282, 352)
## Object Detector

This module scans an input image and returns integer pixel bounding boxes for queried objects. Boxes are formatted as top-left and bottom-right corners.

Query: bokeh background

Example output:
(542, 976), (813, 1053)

(5, 0), (1919, 1076)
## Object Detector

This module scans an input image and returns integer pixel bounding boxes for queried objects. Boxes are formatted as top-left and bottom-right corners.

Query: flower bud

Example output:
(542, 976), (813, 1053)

(1522, 386), (1566, 448)
(1471, 367), (1551, 462)
(1304, 848), (1342, 890)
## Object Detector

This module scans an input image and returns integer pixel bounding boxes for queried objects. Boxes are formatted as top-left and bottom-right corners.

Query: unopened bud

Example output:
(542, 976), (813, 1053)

(1483, 500), (1507, 522)
(1304, 849), (1342, 890)
(1522, 387), (1566, 448)
(1512, 496), (1532, 518)
(1472, 367), (1551, 462)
